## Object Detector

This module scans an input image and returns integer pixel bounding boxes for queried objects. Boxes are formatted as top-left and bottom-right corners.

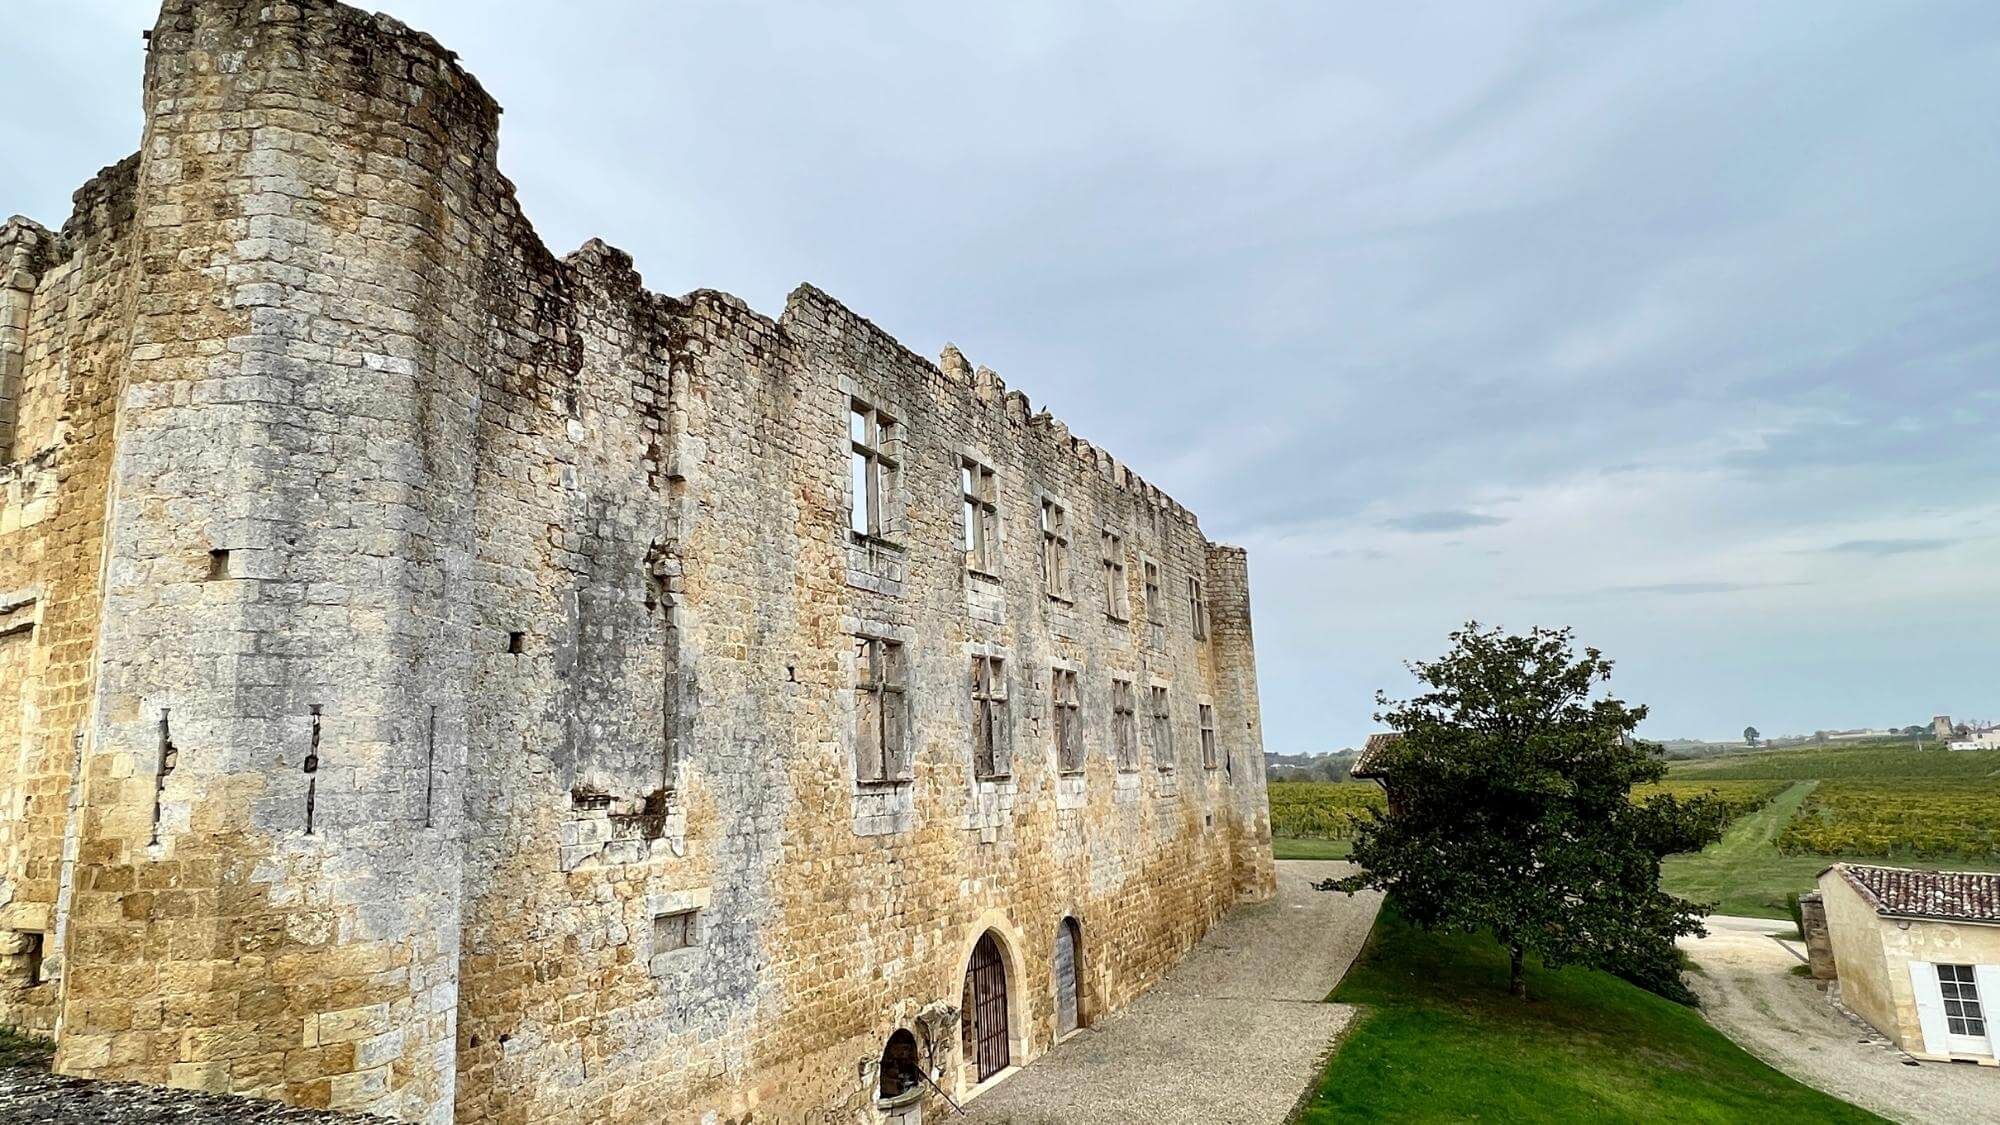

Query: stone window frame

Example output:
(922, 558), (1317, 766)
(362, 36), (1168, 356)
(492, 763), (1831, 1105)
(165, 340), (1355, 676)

(1110, 676), (1139, 773)
(1198, 700), (1219, 771)
(1038, 492), (1073, 604)
(1101, 527), (1130, 623)
(1148, 680), (1175, 772)
(961, 453), (1001, 579)
(1051, 661), (1084, 775)
(1187, 575), (1209, 641)
(1140, 554), (1166, 650)
(848, 396), (904, 548)
(853, 628), (913, 785)
(971, 649), (1011, 780)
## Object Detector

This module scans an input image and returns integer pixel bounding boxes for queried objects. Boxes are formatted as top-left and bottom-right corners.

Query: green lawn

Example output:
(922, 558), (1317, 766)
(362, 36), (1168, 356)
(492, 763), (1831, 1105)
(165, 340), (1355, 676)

(1274, 836), (1354, 860)
(1660, 780), (1826, 919)
(1294, 903), (1883, 1124)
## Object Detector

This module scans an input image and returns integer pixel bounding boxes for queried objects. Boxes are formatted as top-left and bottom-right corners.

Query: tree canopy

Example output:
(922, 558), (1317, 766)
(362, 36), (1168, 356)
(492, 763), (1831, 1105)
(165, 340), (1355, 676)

(1327, 623), (1726, 1003)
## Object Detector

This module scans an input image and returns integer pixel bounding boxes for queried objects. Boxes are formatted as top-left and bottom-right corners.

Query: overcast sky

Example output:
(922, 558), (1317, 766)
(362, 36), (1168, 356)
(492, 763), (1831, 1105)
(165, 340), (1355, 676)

(11, 1), (1998, 750)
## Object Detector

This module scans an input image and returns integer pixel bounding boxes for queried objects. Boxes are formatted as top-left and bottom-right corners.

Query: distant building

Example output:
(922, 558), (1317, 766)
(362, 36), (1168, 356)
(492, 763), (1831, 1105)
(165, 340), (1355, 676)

(1933, 715), (1955, 740)
(1949, 727), (2000, 751)
(1810, 863), (2000, 1065)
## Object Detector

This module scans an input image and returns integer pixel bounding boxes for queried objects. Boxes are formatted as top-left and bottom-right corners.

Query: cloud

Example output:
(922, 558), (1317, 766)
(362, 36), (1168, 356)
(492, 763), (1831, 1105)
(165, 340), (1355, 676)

(10, 1), (2000, 752)
(1601, 580), (1809, 597)
(1820, 538), (1960, 557)
(1381, 510), (1507, 533)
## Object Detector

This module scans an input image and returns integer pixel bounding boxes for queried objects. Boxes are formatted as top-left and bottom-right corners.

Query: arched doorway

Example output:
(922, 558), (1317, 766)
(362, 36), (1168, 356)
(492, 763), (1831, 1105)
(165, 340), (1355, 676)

(961, 931), (1010, 1083)
(1053, 917), (1082, 1036)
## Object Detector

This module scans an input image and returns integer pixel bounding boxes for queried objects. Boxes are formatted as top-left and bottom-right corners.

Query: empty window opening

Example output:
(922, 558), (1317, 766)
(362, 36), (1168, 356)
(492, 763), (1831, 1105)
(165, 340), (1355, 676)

(1149, 685), (1174, 770)
(1111, 679), (1138, 772)
(850, 401), (899, 544)
(1040, 499), (1070, 600)
(506, 631), (525, 654)
(1053, 669), (1082, 774)
(962, 459), (999, 575)
(879, 1028), (923, 1102)
(654, 908), (700, 954)
(1188, 576), (1209, 640)
(0, 930), (44, 987)
(1200, 704), (1218, 770)
(205, 549), (230, 581)
(1101, 530), (1129, 621)
(972, 655), (1010, 779)
(855, 636), (911, 783)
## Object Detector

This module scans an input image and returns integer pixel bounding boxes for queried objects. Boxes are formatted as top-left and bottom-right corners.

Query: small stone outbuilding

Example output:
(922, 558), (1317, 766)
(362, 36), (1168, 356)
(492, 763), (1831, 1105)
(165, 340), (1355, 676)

(1815, 863), (2000, 1065)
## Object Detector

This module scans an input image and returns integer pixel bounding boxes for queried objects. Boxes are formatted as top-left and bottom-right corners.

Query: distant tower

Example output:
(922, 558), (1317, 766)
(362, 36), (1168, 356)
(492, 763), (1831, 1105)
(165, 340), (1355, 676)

(1932, 715), (1953, 740)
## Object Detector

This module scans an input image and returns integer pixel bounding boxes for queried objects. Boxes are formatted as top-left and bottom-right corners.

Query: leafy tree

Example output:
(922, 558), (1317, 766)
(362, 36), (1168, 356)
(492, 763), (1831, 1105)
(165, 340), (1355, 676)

(1327, 624), (1727, 1003)
(1743, 726), (1760, 747)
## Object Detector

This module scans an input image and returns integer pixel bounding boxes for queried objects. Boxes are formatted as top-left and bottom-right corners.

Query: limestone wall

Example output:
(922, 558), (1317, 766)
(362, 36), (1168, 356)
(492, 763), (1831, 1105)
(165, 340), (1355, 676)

(3, 0), (1275, 1120)
(0, 161), (144, 1036)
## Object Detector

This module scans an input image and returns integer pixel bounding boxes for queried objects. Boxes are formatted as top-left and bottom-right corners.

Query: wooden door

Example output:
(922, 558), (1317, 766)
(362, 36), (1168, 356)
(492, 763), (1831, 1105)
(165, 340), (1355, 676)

(1054, 919), (1080, 1036)
(965, 933), (1010, 1082)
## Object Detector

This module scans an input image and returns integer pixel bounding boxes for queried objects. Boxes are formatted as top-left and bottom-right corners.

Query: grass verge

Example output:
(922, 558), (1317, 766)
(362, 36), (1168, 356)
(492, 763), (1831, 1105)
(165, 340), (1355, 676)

(1293, 902), (1883, 1123)
(1274, 837), (1354, 860)
(0, 1025), (55, 1070)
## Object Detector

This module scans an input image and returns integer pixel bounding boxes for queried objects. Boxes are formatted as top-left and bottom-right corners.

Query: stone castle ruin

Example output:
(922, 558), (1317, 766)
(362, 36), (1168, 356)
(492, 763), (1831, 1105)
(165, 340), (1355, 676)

(0, 1), (1274, 1119)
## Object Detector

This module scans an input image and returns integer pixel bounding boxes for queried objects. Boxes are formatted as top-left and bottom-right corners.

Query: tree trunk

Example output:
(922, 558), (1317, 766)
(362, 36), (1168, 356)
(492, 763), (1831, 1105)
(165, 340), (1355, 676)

(1509, 944), (1526, 999)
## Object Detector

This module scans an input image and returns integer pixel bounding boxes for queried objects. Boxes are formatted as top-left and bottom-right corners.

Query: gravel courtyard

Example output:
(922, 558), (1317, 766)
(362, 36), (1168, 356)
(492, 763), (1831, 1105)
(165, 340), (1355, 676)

(1681, 915), (2000, 1125)
(962, 859), (1383, 1125)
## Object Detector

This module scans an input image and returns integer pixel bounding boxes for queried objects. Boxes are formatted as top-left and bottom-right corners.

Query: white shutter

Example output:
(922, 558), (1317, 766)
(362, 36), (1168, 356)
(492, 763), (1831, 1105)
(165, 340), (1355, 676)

(1909, 960), (1950, 1056)
(1975, 964), (2000, 1060)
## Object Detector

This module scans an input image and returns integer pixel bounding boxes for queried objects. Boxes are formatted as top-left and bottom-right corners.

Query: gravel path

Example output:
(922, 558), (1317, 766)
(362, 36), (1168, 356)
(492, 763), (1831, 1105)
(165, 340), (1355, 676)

(1681, 914), (2000, 1125)
(962, 859), (1382, 1125)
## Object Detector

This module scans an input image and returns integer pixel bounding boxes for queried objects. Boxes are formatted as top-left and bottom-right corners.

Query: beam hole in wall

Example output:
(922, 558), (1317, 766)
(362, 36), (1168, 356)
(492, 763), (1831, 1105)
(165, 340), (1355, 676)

(506, 631), (525, 654)
(652, 908), (701, 967)
(205, 548), (229, 580)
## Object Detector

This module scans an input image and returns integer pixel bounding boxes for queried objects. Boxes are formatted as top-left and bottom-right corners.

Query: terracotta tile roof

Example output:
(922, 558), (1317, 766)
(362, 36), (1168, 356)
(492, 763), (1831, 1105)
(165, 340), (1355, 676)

(1352, 733), (1401, 779)
(1830, 863), (2000, 925)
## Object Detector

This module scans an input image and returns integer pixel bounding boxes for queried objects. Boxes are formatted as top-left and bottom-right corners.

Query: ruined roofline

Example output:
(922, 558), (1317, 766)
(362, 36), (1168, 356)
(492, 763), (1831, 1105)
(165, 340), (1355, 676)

(90, 0), (1215, 541)
(554, 260), (1211, 540)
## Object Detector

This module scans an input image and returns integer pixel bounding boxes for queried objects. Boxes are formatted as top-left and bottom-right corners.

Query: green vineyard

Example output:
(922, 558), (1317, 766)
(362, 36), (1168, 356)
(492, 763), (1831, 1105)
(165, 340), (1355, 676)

(1269, 778), (1789, 842)
(1777, 780), (2000, 860)
(1267, 781), (1385, 840)
(1631, 779), (1789, 821)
